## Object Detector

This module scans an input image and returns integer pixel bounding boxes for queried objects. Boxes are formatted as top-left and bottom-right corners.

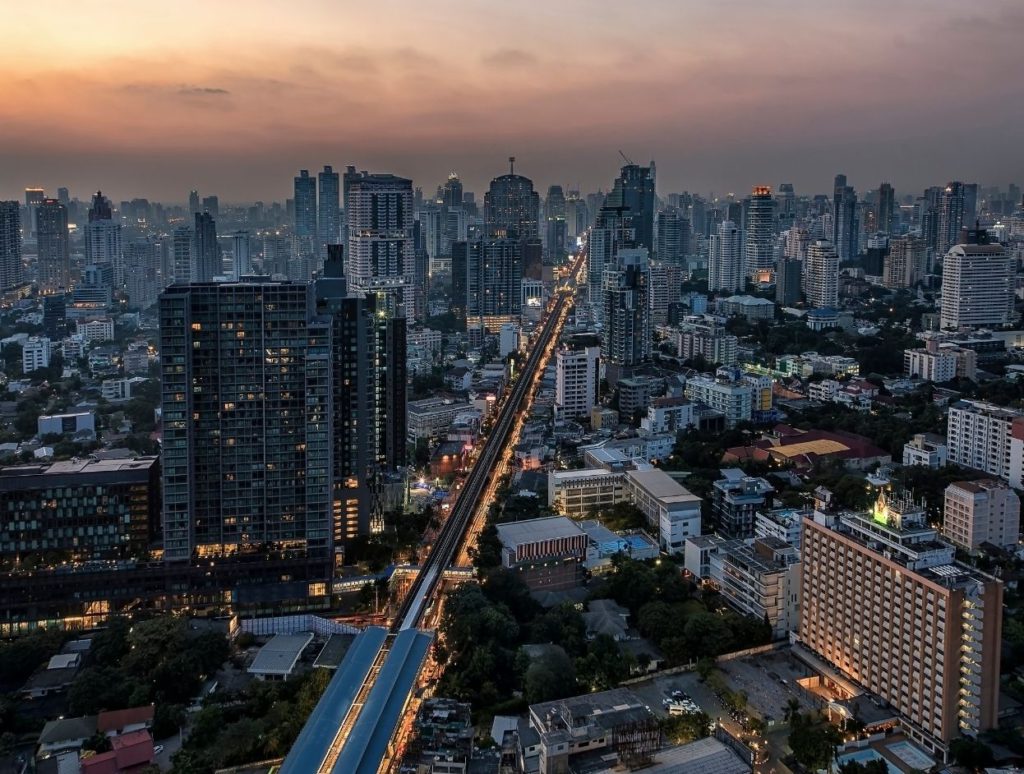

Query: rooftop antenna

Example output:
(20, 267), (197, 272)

(509, 156), (516, 175)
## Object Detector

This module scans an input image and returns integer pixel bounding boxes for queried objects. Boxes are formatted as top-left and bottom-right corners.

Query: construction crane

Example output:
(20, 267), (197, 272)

(618, 149), (634, 166)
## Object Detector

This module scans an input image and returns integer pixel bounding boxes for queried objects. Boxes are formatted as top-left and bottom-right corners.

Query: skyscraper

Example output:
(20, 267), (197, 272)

(0, 202), (24, 294)
(35, 199), (70, 292)
(588, 205), (636, 316)
(743, 186), (776, 279)
(545, 184), (567, 260)
(317, 165), (340, 258)
(158, 256), (406, 562)
(124, 237), (161, 310)
(940, 227), (1013, 330)
(938, 181), (966, 257)
(345, 170), (416, 318)
(461, 238), (523, 329)
(708, 220), (743, 293)
(193, 211), (220, 281)
(483, 158), (540, 241)
(84, 191), (123, 286)
(24, 188), (44, 239)
(606, 162), (656, 251)
(602, 249), (651, 376)
(804, 239), (839, 308)
(656, 207), (689, 266)
(832, 174), (858, 261)
(294, 169), (318, 260)
(232, 231), (251, 278)
(774, 257), (802, 305)
(883, 235), (926, 289)
(188, 189), (200, 216)
(876, 182), (895, 234)
(555, 333), (601, 420)
(171, 225), (193, 284)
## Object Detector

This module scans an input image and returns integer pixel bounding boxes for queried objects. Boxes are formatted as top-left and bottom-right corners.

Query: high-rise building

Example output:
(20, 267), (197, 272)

(947, 400), (1024, 488)
(294, 169), (318, 259)
(963, 183), (979, 223)
(125, 237), (161, 310)
(656, 207), (689, 266)
(774, 257), (802, 305)
(876, 182), (895, 234)
(883, 235), (926, 289)
(743, 186), (775, 279)
(708, 220), (742, 293)
(159, 257), (405, 563)
(555, 333), (601, 420)
(24, 188), (45, 239)
(483, 159), (540, 241)
(188, 189), (200, 216)
(232, 231), (251, 279)
(938, 182), (965, 257)
(804, 239), (839, 308)
(460, 238), (523, 329)
(800, 492), (1002, 755)
(345, 171), (416, 318)
(0, 201), (24, 293)
(785, 226), (810, 260)
(606, 162), (656, 250)
(588, 206), (635, 316)
(84, 191), (123, 286)
(943, 479), (1020, 552)
(940, 228), (1014, 330)
(602, 249), (651, 374)
(35, 199), (70, 291)
(201, 195), (219, 220)
(192, 211), (220, 282)
(171, 226), (193, 284)
(317, 165), (340, 258)
(831, 174), (858, 261)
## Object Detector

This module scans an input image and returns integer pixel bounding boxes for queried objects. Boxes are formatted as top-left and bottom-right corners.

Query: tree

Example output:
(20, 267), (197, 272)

(949, 737), (995, 770)
(524, 648), (577, 704)
(838, 759), (889, 773)
(683, 613), (734, 658)
(789, 714), (842, 771)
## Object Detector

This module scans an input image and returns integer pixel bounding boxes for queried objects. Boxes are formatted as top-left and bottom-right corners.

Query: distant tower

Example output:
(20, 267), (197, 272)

(318, 165), (340, 259)
(709, 220), (743, 293)
(876, 182), (895, 234)
(84, 191), (124, 286)
(832, 174), (858, 262)
(232, 231), (251, 279)
(805, 239), (839, 308)
(937, 182), (966, 257)
(0, 201), (24, 293)
(193, 211), (220, 281)
(293, 169), (317, 260)
(188, 189), (200, 216)
(35, 199), (70, 291)
(743, 186), (776, 279)
(483, 162), (540, 241)
(606, 162), (656, 251)
(602, 249), (651, 379)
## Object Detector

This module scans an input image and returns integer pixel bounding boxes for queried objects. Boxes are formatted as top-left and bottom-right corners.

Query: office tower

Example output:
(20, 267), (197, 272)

(555, 333), (601, 420)
(943, 480), (1020, 552)
(564, 192), (586, 240)
(656, 206), (689, 266)
(940, 227), (1013, 330)
(450, 240), (470, 321)
(876, 182), (895, 234)
(546, 184), (566, 219)
(743, 186), (776, 279)
(35, 199), (70, 292)
(800, 492), (1002, 754)
(588, 205), (636, 315)
(171, 225), (193, 284)
(606, 162), (656, 250)
(294, 169), (318, 260)
(232, 231), (251, 278)
(938, 182), (966, 257)
(462, 238), (523, 329)
(831, 174), (858, 261)
(159, 261), (406, 562)
(262, 231), (290, 277)
(192, 211), (220, 282)
(483, 158), (540, 241)
(947, 400), (1024, 489)
(804, 239), (839, 308)
(56, 187), (70, 206)
(0, 202), (23, 293)
(708, 220), (742, 293)
(24, 188), (44, 239)
(125, 237), (161, 310)
(200, 195), (219, 220)
(602, 249), (651, 375)
(443, 174), (464, 211)
(775, 257), (801, 305)
(345, 170), (416, 318)
(84, 191), (124, 286)
(776, 183), (796, 228)
(188, 189), (200, 216)
(317, 165), (340, 258)
(883, 235), (926, 289)
(963, 183), (979, 223)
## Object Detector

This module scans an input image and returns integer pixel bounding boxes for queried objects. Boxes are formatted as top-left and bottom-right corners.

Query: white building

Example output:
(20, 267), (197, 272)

(708, 536), (801, 639)
(708, 220), (742, 293)
(554, 335), (601, 421)
(674, 316), (737, 366)
(804, 239), (839, 308)
(754, 507), (807, 550)
(940, 234), (1014, 330)
(624, 468), (701, 554)
(947, 400), (1024, 487)
(903, 433), (949, 469)
(498, 323), (520, 358)
(75, 318), (115, 342)
(22, 337), (52, 373)
(943, 479), (1020, 552)
(685, 372), (753, 427)
(904, 348), (958, 382)
(548, 468), (627, 518)
(640, 397), (695, 435)
(37, 411), (95, 437)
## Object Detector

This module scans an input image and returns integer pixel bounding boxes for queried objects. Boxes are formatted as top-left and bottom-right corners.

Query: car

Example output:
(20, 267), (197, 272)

(154, 745), (165, 755)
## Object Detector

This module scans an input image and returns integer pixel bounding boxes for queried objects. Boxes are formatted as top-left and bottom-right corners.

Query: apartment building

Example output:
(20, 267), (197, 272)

(903, 433), (949, 469)
(943, 480), (1020, 552)
(711, 469), (774, 538)
(947, 400), (1024, 487)
(799, 491), (1002, 757)
(708, 536), (800, 639)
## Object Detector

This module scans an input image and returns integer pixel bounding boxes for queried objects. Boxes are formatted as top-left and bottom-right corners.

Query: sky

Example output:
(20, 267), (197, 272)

(2, 0), (1023, 204)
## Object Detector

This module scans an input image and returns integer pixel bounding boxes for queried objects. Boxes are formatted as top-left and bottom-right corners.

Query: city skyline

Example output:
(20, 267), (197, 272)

(3, 0), (1024, 201)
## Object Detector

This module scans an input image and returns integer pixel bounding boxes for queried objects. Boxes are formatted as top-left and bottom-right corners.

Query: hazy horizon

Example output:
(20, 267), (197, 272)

(4, 0), (1023, 203)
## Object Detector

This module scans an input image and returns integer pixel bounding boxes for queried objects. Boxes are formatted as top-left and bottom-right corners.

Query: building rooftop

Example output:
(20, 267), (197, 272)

(625, 469), (701, 504)
(496, 516), (584, 549)
(248, 632), (314, 677)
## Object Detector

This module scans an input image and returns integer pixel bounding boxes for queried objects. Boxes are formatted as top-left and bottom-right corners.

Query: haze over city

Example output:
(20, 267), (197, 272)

(4, 0), (1024, 201)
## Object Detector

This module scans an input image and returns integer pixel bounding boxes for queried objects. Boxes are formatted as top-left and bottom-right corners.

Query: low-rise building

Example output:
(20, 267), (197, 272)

(674, 316), (738, 366)
(75, 317), (115, 342)
(640, 397), (695, 435)
(903, 433), (949, 468)
(495, 516), (589, 591)
(548, 468), (627, 518)
(625, 468), (701, 554)
(36, 410), (95, 438)
(618, 376), (661, 417)
(943, 479), (1020, 552)
(407, 398), (471, 443)
(718, 294), (775, 321)
(754, 507), (808, 549)
(248, 632), (314, 680)
(684, 370), (754, 428)
(22, 337), (52, 373)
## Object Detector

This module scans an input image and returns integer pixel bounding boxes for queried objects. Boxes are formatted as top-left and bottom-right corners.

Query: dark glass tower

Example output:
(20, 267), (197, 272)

(36, 199), (69, 291)
(483, 158), (540, 241)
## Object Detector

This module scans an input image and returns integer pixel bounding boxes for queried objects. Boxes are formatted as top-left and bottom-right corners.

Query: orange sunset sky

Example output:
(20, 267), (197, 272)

(3, 0), (1023, 202)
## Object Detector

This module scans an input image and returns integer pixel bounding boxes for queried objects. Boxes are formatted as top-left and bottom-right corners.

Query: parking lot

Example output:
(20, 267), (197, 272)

(716, 650), (825, 725)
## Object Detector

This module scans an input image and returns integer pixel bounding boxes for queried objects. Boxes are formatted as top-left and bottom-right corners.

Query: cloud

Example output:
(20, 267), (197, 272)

(481, 48), (537, 68)
(178, 85), (230, 96)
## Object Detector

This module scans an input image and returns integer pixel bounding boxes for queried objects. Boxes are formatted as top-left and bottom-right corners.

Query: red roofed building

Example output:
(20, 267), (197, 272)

(79, 730), (154, 774)
(97, 706), (154, 737)
(723, 426), (891, 471)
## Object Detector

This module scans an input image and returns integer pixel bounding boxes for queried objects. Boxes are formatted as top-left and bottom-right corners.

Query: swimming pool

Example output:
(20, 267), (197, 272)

(835, 748), (900, 774)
